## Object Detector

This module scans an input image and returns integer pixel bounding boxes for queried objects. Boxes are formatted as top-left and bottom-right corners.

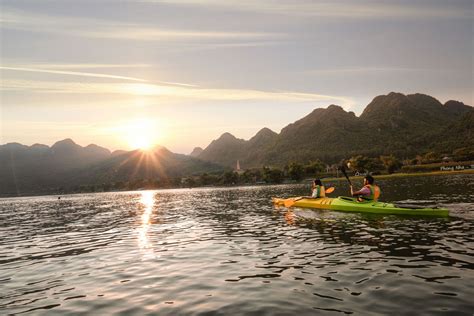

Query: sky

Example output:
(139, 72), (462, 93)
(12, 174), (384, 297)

(0, 0), (472, 153)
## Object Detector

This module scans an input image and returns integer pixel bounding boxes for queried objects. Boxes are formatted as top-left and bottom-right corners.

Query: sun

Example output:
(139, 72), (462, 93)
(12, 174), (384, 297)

(121, 119), (163, 151)
(127, 83), (160, 96)
(130, 136), (153, 151)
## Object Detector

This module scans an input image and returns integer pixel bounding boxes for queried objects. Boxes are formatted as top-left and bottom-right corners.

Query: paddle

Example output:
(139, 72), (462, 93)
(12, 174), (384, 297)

(340, 164), (352, 186)
(284, 187), (335, 207)
(284, 197), (302, 207)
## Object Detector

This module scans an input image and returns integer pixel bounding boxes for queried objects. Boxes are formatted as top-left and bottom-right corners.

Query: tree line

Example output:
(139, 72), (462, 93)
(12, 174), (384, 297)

(49, 146), (474, 194)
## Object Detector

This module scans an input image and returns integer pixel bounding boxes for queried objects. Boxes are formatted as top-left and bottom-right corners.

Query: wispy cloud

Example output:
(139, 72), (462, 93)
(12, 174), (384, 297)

(141, 0), (472, 19)
(21, 63), (152, 70)
(0, 9), (282, 41)
(301, 66), (457, 75)
(0, 65), (198, 87)
(1, 79), (353, 106)
(0, 66), (149, 82)
(87, 28), (275, 41)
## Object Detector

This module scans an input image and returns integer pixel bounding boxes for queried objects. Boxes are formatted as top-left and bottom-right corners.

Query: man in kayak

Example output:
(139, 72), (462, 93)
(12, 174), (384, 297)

(350, 175), (381, 201)
(311, 179), (326, 198)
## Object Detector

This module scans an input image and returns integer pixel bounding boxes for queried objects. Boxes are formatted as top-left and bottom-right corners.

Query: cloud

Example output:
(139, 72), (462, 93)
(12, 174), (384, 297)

(301, 66), (457, 75)
(1, 79), (354, 107)
(0, 66), (149, 82)
(0, 8), (282, 41)
(21, 63), (152, 70)
(0, 65), (198, 87)
(140, 0), (472, 19)
(86, 28), (276, 41)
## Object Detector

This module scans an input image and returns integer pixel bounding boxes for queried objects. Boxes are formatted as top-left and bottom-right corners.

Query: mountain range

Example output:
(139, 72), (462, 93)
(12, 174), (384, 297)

(0, 140), (223, 196)
(1, 92), (472, 196)
(195, 92), (473, 168)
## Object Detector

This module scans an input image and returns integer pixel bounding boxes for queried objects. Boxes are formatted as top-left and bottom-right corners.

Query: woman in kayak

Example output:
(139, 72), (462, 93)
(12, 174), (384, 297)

(350, 175), (381, 201)
(311, 179), (326, 198)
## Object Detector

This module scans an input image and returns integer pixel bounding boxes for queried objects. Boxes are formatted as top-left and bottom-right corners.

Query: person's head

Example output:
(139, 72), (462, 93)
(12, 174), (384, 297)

(313, 179), (322, 186)
(364, 175), (374, 185)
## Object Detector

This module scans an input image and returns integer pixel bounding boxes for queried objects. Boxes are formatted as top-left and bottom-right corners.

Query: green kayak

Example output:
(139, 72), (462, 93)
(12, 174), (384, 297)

(272, 196), (449, 217)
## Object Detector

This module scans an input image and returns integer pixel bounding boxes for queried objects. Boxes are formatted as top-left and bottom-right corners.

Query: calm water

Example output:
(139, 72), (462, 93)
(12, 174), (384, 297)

(1, 174), (473, 315)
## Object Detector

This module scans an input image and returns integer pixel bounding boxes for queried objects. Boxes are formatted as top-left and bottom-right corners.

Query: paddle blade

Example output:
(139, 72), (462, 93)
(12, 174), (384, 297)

(272, 198), (282, 205)
(284, 196), (305, 207)
(325, 187), (335, 194)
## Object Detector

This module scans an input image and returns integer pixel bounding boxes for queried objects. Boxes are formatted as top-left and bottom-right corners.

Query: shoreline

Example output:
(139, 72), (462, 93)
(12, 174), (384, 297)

(322, 169), (474, 182)
(1, 169), (473, 199)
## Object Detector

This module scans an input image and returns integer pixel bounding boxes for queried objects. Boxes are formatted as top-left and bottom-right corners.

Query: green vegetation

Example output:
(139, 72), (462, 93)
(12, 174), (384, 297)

(196, 93), (473, 168)
(1, 92), (472, 197)
(182, 153), (472, 188)
(5, 157), (472, 197)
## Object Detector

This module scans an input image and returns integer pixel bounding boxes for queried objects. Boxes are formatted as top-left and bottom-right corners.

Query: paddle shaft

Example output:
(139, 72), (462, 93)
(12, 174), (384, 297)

(340, 166), (352, 186)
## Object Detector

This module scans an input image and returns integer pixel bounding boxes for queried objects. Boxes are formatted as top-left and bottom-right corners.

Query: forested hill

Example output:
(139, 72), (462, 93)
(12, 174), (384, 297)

(1, 92), (472, 196)
(196, 92), (473, 168)
(0, 141), (223, 196)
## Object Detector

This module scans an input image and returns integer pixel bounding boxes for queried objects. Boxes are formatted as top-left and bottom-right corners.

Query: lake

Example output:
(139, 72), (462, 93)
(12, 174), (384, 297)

(1, 174), (473, 315)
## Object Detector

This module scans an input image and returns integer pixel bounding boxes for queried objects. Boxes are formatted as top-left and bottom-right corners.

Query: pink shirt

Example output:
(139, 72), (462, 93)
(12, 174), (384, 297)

(358, 186), (371, 196)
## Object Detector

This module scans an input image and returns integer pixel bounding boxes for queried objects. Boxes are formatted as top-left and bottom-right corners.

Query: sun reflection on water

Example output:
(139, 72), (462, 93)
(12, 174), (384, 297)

(138, 191), (156, 258)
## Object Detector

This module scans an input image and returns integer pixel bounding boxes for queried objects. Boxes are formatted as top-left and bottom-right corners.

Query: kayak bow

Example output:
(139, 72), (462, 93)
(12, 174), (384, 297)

(272, 196), (449, 217)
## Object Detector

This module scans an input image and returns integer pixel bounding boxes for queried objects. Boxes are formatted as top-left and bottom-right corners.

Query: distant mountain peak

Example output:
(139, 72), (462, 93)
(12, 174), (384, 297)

(84, 143), (111, 155)
(300, 104), (353, 124)
(254, 127), (277, 137)
(85, 144), (101, 149)
(4, 142), (25, 147)
(406, 93), (443, 107)
(445, 100), (466, 107)
(444, 100), (472, 116)
(1, 142), (29, 150)
(326, 104), (344, 111)
(361, 92), (411, 118)
(305, 104), (348, 118)
(111, 149), (127, 157)
(52, 138), (78, 148)
(219, 132), (237, 140)
(29, 144), (51, 153)
(387, 91), (405, 96)
(30, 143), (49, 149)
(258, 127), (272, 132)
(189, 147), (204, 157)
(372, 92), (409, 103)
(407, 92), (437, 99)
(198, 132), (246, 167)
(445, 100), (467, 106)
(369, 92), (443, 108)
(248, 127), (278, 146)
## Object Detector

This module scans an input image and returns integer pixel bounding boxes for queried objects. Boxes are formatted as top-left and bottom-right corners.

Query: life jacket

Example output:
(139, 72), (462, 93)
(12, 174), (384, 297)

(312, 185), (326, 198)
(363, 184), (380, 201)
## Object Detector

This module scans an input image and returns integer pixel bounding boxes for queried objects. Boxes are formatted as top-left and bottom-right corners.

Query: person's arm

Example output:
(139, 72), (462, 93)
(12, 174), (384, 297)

(352, 186), (370, 196)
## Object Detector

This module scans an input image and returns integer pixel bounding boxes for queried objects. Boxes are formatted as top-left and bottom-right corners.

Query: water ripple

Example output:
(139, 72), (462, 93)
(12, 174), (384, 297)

(0, 175), (473, 315)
